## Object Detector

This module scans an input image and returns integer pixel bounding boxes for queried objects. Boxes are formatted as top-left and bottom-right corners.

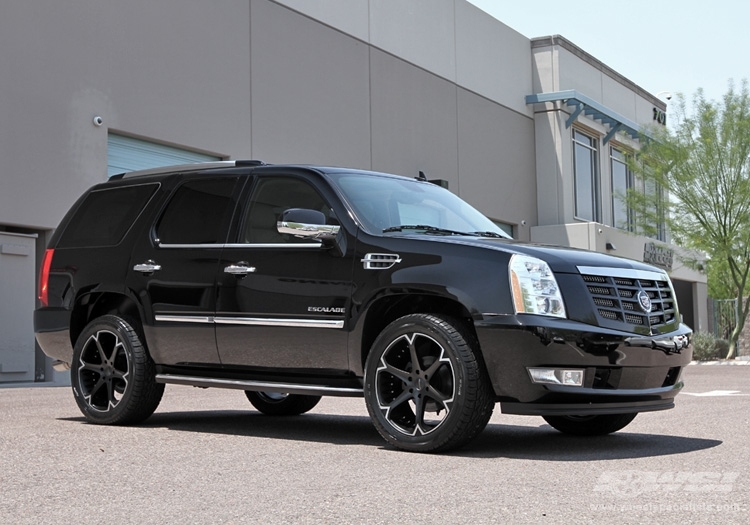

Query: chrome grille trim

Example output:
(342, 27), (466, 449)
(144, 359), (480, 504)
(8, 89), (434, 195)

(578, 267), (676, 330)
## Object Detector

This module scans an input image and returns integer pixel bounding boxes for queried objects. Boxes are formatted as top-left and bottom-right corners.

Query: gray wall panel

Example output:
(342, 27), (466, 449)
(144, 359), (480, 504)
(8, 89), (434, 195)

(457, 89), (537, 240)
(369, 0), (456, 82)
(370, 49), (459, 186)
(272, 0), (370, 42)
(250, 1), (371, 167)
(455, 1), (532, 116)
(0, 0), (251, 230)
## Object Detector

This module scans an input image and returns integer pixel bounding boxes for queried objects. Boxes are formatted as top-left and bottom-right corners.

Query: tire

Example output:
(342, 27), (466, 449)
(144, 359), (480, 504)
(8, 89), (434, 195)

(364, 314), (495, 453)
(543, 413), (637, 436)
(244, 391), (321, 416)
(71, 315), (164, 425)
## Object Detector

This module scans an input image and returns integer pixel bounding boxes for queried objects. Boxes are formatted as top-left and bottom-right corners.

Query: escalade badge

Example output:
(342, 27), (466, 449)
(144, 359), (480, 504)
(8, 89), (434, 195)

(637, 291), (652, 313)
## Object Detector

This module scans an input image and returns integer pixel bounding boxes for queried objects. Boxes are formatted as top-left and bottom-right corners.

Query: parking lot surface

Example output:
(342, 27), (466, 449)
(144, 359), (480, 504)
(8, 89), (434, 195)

(1, 365), (748, 524)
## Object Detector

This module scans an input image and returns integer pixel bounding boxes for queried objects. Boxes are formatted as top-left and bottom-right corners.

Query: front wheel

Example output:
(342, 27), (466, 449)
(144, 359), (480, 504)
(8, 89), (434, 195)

(71, 315), (164, 425)
(543, 413), (637, 436)
(244, 391), (321, 415)
(364, 314), (495, 453)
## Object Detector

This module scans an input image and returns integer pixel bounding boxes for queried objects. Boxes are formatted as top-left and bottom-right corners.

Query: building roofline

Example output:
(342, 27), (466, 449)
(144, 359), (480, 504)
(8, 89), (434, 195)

(531, 35), (667, 111)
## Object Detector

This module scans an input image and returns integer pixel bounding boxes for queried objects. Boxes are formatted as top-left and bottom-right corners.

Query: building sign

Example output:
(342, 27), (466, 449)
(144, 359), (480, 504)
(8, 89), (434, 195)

(643, 242), (673, 270)
(653, 107), (667, 126)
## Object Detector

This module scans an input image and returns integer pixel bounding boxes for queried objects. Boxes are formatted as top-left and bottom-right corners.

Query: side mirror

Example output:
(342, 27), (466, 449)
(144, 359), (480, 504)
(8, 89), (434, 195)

(277, 208), (340, 241)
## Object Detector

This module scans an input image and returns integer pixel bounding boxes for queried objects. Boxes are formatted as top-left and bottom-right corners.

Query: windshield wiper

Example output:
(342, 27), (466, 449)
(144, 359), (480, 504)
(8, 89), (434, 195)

(470, 231), (509, 239)
(382, 225), (472, 236)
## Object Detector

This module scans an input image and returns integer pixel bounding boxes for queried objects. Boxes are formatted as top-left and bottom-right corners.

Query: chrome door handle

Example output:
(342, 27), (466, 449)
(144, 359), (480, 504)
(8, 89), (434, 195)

(133, 261), (161, 274)
(224, 263), (256, 276)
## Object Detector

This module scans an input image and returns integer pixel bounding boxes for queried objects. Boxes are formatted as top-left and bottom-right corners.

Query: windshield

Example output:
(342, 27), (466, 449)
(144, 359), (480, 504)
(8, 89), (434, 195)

(328, 172), (511, 238)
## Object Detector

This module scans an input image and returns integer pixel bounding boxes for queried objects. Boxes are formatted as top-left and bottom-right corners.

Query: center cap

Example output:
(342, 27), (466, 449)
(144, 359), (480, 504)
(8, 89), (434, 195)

(416, 377), (427, 391)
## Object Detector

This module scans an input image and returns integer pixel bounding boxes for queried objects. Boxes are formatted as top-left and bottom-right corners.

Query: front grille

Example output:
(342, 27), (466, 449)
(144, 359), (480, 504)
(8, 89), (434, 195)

(581, 272), (676, 329)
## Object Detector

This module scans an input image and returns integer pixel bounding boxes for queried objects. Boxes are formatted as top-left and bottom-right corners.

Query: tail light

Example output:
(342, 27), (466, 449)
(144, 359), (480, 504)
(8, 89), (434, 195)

(38, 248), (54, 307)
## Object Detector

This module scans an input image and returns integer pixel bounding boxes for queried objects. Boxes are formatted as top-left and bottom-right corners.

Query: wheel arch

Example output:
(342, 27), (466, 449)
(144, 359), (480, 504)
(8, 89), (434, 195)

(70, 290), (145, 348)
(357, 292), (478, 373)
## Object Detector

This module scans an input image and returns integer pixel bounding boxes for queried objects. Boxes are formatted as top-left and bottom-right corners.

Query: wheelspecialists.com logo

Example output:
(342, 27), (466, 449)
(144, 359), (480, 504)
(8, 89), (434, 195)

(593, 470), (739, 498)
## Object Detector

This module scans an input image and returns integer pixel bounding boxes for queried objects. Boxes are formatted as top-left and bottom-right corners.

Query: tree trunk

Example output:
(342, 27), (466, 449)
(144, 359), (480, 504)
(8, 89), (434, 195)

(727, 325), (740, 360)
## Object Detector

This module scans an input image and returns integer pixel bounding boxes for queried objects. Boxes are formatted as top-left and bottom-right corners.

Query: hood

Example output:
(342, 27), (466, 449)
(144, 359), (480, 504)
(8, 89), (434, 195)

(403, 235), (665, 275)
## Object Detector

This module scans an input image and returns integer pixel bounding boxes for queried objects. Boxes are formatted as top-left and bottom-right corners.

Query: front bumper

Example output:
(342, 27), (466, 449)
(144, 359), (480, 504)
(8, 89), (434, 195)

(475, 314), (693, 416)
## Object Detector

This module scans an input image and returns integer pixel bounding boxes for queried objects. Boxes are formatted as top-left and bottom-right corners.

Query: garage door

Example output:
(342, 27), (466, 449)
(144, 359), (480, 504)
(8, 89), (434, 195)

(107, 134), (221, 177)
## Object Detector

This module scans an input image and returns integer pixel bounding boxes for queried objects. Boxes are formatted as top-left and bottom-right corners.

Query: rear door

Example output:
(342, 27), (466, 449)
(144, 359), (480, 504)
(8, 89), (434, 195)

(127, 174), (244, 366)
(215, 172), (353, 371)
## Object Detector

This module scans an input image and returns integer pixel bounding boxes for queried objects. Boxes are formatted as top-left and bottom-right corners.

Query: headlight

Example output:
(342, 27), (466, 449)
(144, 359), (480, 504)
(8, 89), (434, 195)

(509, 254), (566, 318)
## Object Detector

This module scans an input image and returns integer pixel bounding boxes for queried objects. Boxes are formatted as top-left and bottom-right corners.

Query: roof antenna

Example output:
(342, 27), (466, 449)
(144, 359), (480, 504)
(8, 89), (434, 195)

(416, 170), (428, 181)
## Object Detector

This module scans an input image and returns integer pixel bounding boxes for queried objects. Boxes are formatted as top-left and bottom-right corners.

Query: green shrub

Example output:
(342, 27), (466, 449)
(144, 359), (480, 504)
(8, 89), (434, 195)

(715, 338), (730, 359)
(691, 332), (722, 361)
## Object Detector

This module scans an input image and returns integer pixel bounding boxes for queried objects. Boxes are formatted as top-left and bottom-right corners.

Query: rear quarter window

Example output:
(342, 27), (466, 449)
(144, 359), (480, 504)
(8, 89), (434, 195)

(57, 183), (158, 248)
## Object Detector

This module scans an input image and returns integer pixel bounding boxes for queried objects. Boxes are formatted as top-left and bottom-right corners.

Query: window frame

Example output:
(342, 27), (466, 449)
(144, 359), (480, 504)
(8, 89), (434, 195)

(572, 128), (601, 222)
(155, 176), (242, 247)
(237, 174), (337, 246)
(610, 145), (635, 232)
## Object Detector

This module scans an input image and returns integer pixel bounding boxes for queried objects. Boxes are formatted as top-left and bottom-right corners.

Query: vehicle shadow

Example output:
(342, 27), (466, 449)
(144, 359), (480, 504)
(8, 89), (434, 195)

(61, 410), (722, 460)
(460, 422), (722, 461)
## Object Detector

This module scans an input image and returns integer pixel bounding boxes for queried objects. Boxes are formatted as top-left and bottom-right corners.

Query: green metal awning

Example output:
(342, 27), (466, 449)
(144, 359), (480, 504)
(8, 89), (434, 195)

(525, 90), (649, 144)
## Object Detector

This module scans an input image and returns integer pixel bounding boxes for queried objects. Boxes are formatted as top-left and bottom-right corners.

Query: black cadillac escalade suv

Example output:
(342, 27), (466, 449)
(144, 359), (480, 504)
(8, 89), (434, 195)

(35, 161), (692, 452)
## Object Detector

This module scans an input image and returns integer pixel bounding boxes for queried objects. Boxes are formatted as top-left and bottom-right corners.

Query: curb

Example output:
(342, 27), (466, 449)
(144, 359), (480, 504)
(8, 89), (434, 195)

(689, 358), (750, 366)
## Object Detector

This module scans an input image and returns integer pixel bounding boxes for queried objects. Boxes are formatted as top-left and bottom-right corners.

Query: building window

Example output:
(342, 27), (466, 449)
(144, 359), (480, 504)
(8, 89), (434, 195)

(573, 129), (599, 222)
(610, 147), (634, 231)
(491, 220), (514, 238)
(644, 179), (667, 242)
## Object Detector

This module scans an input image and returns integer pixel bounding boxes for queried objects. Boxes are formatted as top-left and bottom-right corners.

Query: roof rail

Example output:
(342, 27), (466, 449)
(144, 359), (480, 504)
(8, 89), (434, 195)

(109, 160), (266, 180)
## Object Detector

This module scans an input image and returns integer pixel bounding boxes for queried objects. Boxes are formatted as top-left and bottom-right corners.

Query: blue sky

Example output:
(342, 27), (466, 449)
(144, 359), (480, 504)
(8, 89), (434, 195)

(466, 1), (746, 107)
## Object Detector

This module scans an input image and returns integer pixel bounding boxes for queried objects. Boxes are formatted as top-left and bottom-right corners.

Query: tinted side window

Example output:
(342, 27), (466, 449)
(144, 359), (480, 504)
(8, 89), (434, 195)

(157, 178), (239, 244)
(242, 177), (333, 243)
(57, 183), (158, 248)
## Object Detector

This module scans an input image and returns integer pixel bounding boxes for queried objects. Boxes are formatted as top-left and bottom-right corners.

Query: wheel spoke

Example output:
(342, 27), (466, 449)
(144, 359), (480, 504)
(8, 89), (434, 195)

(424, 387), (451, 406)
(379, 361), (410, 383)
(381, 388), (411, 412)
(80, 361), (101, 373)
(407, 336), (421, 373)
(413, 396), (428, 434)
(94, 333), (108, 363)
(87, 376), (106, 401)
(107, 380), (119, 408)
(424, 353), (448, 378)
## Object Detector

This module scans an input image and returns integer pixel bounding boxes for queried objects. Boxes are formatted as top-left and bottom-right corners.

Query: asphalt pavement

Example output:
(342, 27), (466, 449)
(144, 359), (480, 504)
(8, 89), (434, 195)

(1, 365), (748, 524)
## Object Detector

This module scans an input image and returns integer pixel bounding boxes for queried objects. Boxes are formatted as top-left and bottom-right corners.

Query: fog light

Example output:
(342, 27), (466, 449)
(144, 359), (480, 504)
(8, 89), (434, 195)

(528, 368), (584, 387)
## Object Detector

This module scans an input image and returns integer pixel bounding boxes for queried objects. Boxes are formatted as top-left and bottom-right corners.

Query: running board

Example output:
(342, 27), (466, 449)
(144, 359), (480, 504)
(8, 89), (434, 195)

(155, 374), (363, 398)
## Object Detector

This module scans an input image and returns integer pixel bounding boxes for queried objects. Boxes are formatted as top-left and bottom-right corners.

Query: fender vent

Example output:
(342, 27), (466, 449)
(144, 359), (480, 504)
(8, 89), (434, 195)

(362, 253), (401, 270)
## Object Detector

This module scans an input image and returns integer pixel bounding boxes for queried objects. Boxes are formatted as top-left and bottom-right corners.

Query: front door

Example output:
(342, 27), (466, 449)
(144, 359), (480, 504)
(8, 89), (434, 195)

(215, 174), (352, 371)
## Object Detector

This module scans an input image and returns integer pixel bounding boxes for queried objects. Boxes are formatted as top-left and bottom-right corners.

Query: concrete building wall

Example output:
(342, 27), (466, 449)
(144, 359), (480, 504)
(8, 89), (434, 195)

(1, 0), (540, 382)
(0, 0), (252, 231)
(1, 0), (534, 233)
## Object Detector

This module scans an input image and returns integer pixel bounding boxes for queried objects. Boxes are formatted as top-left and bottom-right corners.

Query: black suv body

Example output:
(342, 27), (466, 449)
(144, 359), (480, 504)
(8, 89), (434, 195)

(35, 161), (692, 452)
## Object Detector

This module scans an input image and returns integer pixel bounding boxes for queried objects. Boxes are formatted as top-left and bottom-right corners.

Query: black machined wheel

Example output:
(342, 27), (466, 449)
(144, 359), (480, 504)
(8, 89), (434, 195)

(543, 413), (638, 436)
(244, 391), (321, 416)
(364, 314), (494, 452)
(72, 315), (164, 425)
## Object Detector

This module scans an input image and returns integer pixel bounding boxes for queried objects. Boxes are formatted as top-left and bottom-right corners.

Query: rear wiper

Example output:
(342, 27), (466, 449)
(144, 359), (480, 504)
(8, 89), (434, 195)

(382, 225), (472, 236)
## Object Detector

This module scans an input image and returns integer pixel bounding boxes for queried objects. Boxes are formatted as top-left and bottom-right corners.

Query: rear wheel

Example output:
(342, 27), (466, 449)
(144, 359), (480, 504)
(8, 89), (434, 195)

(244, 391), (321, 416)
(71, 315), (164, 425)
(543, 413), (637, 436)
(364, 314), (494, 452)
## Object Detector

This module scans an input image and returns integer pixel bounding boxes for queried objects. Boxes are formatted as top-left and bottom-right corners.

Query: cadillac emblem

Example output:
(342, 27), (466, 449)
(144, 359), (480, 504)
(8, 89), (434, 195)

(637, 291), (652, 313)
